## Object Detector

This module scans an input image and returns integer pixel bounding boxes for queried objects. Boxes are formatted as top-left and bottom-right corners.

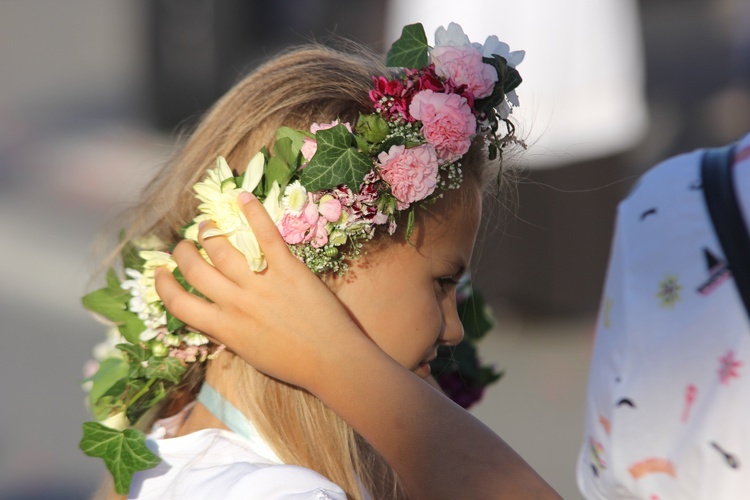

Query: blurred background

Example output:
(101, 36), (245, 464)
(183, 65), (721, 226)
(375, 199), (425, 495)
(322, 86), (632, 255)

(1, 0), (749, 498)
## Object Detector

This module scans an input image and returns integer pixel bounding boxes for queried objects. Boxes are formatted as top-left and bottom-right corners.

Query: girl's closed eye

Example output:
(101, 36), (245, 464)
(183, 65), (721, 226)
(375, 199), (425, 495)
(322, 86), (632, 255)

(436, 275), (461, 293)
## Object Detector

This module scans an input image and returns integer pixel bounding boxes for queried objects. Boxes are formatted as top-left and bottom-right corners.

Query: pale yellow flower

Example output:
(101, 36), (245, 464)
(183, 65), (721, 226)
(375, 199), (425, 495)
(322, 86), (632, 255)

(195, 153), (278, 272)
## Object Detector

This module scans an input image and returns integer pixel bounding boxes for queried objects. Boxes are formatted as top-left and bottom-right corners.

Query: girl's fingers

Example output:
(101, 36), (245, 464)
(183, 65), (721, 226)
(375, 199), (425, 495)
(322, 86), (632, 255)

(171, 239), (241, 304)
(238, 192), (293, 265)
(154, 266), (222, 337)
(198, 222), (257, 286)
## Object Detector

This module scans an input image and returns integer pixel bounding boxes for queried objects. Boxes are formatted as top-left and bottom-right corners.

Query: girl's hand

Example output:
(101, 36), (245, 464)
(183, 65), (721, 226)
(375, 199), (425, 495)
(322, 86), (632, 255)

(154, 192), (361, 389)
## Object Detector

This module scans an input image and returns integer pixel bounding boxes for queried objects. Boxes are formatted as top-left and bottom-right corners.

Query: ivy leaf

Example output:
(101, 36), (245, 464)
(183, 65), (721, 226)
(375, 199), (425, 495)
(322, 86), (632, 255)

(80, 422), (161, 494)
(117, 344), (149, 378)
(300, 124), (372, 191)
(145, 356), (185, 384)
(386, 23), (429, 68)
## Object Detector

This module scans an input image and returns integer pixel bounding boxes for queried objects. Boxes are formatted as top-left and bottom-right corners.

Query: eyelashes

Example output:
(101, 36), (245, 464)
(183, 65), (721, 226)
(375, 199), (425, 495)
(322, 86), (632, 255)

(436, 276), (461, 293)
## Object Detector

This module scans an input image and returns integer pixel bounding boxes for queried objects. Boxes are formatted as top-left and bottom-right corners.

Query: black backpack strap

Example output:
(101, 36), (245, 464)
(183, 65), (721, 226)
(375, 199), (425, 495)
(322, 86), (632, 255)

(701, 143), (750, 320)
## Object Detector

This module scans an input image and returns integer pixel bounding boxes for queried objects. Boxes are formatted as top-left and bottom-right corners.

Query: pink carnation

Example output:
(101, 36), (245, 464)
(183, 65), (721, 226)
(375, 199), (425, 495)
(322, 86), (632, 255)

(278, 194), (342, 247)
(301, 120), (353, 161)
(279, 213), (312, 244)
(377, 144), (439, 208)
(431, 45), (497, 99)
(409, 90), (476, 162)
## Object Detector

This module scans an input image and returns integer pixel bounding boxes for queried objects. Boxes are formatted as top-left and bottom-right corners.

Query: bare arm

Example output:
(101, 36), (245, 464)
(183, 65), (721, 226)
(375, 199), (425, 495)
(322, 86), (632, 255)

(155, 193), (560, 499)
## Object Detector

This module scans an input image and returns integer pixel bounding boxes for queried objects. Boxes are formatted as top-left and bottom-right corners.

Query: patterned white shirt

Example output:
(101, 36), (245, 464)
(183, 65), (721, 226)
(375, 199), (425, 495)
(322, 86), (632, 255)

(578, 132), (750, 499)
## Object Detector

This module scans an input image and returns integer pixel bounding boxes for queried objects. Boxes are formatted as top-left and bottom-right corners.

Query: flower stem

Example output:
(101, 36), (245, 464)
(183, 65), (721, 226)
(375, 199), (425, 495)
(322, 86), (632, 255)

(128, 378), (155, 406)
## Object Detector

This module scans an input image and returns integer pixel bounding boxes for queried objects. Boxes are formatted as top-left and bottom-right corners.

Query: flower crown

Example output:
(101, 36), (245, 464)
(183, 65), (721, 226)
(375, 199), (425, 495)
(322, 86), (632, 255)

(80, 22), (521, 494)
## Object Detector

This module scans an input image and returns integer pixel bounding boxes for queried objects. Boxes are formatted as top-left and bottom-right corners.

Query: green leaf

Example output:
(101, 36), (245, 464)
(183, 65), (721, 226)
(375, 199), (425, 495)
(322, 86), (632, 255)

(356, 113), (390, 144)
(375, 135), (406, 156)
(80, 422), (161, 494)
(174, 267), (206, 300)
(117, 311), (147, 344)
(300, 124), (373, 191)
(166, 310), (185, 332)
(405, 208), (416, 244)
(476, 55), (523, 114)
(477, 366), (504, 385)
(120, 238), (144, 272)
(276, 126), (309, 158)
(126, 380), (166, 423)
(265, 156), (294, 194)
(458, 286), (495, 341)
(92, 393), (126, 422)
(145, 356), (185, 384)
(105, 268), (121, 290)
(272, 137), (295, 167)
(354, 134), (371, 155)
(386, 23), (429, 68)
(117, 344), (149, 378)
(88, 357), (130, 408)
(82, 287), (129, 321)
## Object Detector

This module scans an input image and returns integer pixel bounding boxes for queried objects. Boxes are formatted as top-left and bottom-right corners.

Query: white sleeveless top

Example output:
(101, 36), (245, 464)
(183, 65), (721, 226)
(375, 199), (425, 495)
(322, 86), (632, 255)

(129, 406), (347, 499)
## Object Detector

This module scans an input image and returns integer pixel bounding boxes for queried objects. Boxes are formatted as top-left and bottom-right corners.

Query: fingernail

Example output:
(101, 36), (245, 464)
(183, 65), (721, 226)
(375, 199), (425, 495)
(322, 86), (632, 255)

(239, 191), (255, 204)
(199, 220), (207, 230)
(154, 267), (163, 278)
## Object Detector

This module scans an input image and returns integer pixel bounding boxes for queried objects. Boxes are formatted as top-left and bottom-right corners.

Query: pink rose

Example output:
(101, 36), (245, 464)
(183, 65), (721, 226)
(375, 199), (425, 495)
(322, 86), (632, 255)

(301, 120), (353, 161)
(431, 45), (497, 99)
(377, 144), (439, 208)
(409, 90), (476, 162)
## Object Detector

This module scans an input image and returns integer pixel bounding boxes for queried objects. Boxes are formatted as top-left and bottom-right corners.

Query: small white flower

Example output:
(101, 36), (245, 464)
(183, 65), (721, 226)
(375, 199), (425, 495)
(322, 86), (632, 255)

(139, 327), (160, 342)
(478, 35), (525, 68)
(132, 234), (167, 251)
(282, 180), (307, 214)
(434, 22), (471, 47)
(184, 332), (209, 346)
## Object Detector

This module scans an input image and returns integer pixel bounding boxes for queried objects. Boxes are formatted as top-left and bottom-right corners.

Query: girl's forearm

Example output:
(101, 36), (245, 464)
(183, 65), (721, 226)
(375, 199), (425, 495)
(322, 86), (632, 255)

(303, 330), (561, 500)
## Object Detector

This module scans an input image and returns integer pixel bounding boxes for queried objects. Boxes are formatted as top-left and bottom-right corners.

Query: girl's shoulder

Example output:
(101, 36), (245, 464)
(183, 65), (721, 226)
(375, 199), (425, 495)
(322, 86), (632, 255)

(129, 412), (347, 499)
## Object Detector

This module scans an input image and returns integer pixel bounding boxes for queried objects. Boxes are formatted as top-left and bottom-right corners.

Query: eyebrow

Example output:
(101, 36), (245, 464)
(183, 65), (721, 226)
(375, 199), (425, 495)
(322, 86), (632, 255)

(445, 260), (467, 278)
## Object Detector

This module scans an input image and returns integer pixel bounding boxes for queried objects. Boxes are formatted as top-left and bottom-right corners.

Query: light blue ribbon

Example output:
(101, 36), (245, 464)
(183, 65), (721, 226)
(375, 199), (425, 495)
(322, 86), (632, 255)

(196, 382), (280, 462)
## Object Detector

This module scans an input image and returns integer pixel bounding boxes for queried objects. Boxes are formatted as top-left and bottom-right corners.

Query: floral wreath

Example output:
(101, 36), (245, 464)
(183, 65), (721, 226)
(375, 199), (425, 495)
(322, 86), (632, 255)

(79, 22), (521, 493)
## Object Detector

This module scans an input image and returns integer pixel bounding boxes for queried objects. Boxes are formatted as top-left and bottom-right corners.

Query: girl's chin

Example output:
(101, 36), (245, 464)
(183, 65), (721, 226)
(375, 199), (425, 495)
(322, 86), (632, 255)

(414, 362), (432, 378)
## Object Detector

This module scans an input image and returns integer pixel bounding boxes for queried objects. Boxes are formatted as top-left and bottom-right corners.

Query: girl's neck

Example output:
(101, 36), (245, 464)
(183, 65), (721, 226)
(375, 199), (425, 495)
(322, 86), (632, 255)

(176, 359), (234, 437)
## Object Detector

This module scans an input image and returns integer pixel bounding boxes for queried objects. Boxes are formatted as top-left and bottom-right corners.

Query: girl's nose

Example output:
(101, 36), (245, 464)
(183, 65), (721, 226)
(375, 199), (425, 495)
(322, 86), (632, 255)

(440, 302), (465, 346)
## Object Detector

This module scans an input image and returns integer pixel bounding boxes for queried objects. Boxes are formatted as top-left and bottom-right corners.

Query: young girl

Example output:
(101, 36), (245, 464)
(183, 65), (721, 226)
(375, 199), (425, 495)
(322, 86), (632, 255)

(82, 22), (559, 499)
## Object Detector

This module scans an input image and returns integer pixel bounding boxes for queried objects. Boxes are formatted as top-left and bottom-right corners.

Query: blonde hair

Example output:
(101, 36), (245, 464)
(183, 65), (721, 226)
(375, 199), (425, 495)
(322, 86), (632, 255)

(106, 43), (504, 500)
